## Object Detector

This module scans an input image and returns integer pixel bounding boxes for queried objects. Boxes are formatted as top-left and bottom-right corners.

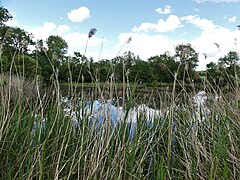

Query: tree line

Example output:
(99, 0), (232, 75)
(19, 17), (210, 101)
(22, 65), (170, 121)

(0, 5), (239, 88)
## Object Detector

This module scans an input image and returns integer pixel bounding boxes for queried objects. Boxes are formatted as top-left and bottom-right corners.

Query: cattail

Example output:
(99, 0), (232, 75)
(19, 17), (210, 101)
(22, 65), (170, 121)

(203, 53), (207, 59)
(214, 42), (220, 49)
(116, 37), (132, 56)
(84, 28), (97, 57)
(88, 28), (97, 38)
(126, 36), (132, 44)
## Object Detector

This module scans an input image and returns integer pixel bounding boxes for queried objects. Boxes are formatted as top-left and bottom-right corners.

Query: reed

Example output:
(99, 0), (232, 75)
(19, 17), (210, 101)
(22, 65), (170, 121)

(0, 46), (240, 180)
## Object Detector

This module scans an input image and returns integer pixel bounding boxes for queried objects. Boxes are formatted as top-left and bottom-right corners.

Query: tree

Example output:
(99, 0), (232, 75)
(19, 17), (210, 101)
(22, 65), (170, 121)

(129, 59), (154, 83)
(0, 6), (12, 27)
(30, 39), (53, 82)
(94, 59), (113, 82)
(175, 43), (199, 69)
(0, 54), (10, 72)
(111, 56), (124, 82)
(206, 62), (222, 86)
(0, 26), (34, 58)
(122, 51), (140, 68)
(111, 51), (141, 83)
(12, 54), (40, 78)
(46, 35), (68, 63)
(148, 53), (178, 83)
(218, 51), (239, 67)
(175, 43), (199, 83)
(218, 51), (240, 89)
(33, 37), (69, 83)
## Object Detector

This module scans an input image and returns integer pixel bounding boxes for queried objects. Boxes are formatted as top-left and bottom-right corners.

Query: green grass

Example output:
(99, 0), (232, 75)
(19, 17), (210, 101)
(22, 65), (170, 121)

(1, 75), (240, 179)
(1, 48), (240, 179)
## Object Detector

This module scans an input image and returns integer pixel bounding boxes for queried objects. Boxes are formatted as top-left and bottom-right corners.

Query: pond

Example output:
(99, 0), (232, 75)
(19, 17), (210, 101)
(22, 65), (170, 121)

(35, 82), (229, 141)
(58, 89), (211, 139)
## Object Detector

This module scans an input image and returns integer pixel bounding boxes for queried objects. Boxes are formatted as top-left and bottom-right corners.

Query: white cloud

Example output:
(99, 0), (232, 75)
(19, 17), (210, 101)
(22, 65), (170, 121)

(64, 32), (103, 49)
(156, 5), (172, 14)
(56, 25), (71, 34)
(26, 22), (104, 57)
(180, 15), (239, 70)
(29, 22), (57, 40)
(181, 15), (216, 31)
(190, 28), (237, 70)
(134, 15), (181, 33)
(228, 16), (237, 23)
(193, 8), (200, 12)
(115, 32), (187, 61)
(194, 0), (240, 3)
(125, 14), (240, 71)
(67, 7), (90, 23)
(5, 18), (18, 27)
(25, 18), (238, 69)
(156, 15), (182, 32)
(134, 22), (156, 32)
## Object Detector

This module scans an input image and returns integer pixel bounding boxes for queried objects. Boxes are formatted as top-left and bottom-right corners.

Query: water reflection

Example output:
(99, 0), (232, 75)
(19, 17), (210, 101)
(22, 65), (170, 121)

(33, 91), (211, 140)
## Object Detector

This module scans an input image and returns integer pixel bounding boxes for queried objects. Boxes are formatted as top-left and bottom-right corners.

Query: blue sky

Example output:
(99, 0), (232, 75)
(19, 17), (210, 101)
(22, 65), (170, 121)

(2, 0), (240, 70)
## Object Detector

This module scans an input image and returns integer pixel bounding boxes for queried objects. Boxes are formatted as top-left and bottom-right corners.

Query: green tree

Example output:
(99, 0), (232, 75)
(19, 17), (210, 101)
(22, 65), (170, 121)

(112, 51), (141, 83)
(218, 51), (240, 89)
(0, 6), (12, 27)
(0, 54), (10, 72)
(206, 62), (222, 86)
(175, 43), (199, 69)
(0, 26), (34, 58)
(94, 59), (113, 82)
(175, 43), (199, 83)
(31, 39), (52, 82)
(129, 59), (154, 83)
(148, 53), (178, 84)
(43, 35), (69, 82)
(122, 51), (140, 68)
(12, 54), (40, 78)
(219, 51), (239, 67)
(46, 35), (68, 63)
(70, 52), (84, 82)
(111, 56), (124, 82)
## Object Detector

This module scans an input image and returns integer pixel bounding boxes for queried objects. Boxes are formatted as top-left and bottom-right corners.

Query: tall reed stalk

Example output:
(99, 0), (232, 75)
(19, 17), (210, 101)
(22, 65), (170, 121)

(0, 42), (240, 179)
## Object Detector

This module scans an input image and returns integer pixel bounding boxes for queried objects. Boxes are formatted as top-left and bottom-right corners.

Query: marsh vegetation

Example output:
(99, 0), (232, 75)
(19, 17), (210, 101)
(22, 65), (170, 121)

(0, 5), (240, 179)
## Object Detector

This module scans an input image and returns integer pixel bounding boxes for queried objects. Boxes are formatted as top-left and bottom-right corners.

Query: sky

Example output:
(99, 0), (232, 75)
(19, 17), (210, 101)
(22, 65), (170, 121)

(2, 0), (240, 70)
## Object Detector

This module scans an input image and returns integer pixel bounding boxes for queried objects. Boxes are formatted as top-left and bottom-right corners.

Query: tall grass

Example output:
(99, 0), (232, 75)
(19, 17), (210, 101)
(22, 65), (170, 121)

(0, 51), (240, 179)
